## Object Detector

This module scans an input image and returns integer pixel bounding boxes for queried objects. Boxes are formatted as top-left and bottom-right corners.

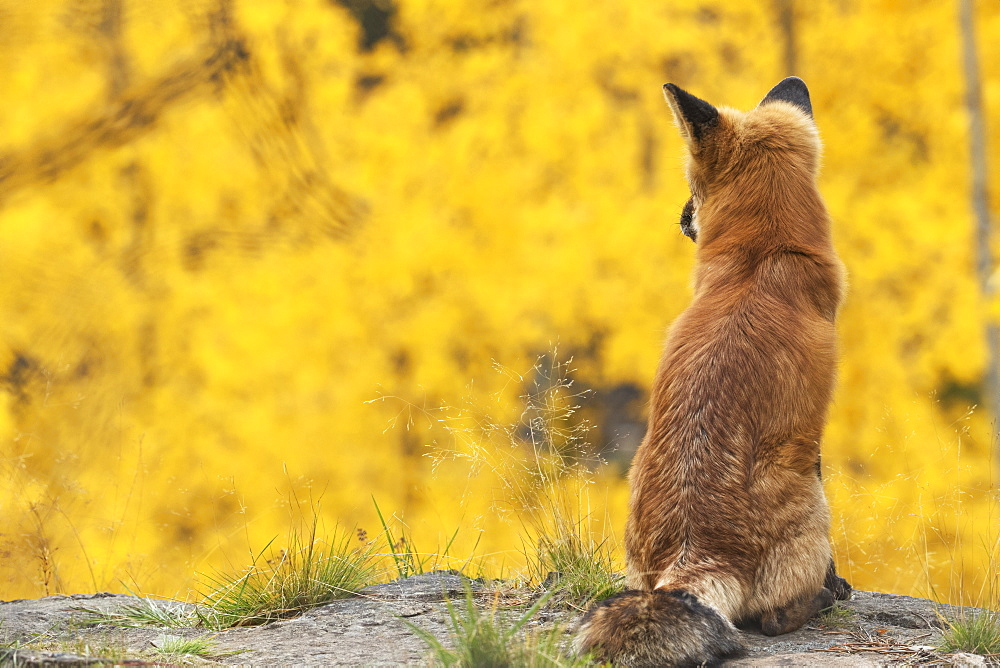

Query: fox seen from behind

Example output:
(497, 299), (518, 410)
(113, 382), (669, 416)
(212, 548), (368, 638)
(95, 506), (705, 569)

(575, 78), (850, 666)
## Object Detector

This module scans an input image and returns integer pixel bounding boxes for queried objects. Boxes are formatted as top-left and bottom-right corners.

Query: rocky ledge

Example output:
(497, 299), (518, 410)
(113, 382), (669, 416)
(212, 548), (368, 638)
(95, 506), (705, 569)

(0, 572), (994, 666)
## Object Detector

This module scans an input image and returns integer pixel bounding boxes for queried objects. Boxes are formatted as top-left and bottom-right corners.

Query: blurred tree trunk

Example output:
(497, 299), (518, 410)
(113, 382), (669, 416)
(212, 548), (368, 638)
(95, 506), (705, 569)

(774, 0), (797, 76)
(958, 0), (999, 444)
(99, 0), (130, 97)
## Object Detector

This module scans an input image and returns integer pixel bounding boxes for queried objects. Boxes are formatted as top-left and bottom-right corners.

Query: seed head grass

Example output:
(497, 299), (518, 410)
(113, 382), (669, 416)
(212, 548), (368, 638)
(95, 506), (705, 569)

(923, 439), (1000, 657)
(386, 353), (626, 605)
(184, 353), (626, 655)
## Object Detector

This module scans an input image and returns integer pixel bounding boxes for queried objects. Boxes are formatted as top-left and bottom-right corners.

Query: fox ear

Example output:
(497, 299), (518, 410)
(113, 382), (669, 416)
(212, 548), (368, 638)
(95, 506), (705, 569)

(663, 83), (718, 146)
(759, 76), (812, 118)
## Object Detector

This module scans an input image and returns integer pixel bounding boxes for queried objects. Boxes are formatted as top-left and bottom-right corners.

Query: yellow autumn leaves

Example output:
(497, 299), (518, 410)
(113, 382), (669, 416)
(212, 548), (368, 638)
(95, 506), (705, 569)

(0, 0), (997, 604)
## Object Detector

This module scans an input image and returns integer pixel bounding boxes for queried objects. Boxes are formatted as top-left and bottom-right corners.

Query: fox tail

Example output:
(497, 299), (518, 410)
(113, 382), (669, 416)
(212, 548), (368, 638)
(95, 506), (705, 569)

(574, 589), (744, 668)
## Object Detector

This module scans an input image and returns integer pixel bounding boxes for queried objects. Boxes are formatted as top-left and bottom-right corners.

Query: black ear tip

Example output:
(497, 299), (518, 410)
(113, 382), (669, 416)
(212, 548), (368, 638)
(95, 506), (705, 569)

(760, 77), (813, 117)
(780, 76), (809, 92)
(663, 83), (719, 141)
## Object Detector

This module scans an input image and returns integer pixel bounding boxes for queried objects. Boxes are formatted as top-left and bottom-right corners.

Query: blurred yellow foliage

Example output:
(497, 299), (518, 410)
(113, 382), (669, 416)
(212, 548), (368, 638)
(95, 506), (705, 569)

(0, 0), (998, 606)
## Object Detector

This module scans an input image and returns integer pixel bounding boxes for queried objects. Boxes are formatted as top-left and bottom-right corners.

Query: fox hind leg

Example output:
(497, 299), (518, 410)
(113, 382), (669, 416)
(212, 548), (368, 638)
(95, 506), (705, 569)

(824, 559), (852, 601)
(759, 587), (835, 637)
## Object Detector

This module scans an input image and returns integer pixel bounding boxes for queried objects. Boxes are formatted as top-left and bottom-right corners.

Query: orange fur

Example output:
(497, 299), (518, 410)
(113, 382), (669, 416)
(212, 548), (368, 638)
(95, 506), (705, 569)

(576, 78), (850, 667)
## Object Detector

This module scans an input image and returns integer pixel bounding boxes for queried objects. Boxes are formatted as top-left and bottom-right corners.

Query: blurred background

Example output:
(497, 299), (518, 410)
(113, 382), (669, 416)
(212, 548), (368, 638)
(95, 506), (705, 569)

(1, 0), (998, 604)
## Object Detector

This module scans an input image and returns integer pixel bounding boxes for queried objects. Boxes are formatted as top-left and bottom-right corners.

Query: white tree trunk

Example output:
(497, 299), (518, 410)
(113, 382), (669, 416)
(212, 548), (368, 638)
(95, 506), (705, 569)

(958, 0), (999, 443)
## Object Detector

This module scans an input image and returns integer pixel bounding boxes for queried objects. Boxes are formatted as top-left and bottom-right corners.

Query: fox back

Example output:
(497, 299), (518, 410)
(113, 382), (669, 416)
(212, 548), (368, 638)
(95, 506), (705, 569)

(577, 78), (849, 667)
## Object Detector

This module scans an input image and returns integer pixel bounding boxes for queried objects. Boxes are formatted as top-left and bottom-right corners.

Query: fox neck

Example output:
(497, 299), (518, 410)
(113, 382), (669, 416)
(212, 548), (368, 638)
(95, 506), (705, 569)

(694, 175), (831, 256)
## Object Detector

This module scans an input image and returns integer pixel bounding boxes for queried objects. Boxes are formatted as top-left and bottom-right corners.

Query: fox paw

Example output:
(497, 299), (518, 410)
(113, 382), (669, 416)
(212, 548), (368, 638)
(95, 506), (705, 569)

(824, 561), (852, 601)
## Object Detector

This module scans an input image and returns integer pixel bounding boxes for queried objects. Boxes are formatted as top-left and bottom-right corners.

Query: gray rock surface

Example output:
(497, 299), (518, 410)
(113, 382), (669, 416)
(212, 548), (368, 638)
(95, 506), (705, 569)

(0, 573), (995, 666)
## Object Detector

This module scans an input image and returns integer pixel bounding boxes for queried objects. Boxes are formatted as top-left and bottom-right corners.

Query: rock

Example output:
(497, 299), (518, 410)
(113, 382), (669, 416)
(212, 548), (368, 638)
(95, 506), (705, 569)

(950, 652), (989, 666)
(733, 653), (882, 666)
(356, 570), (484, 601)
(0, 575), (994, 666)
(851, 590), (948, 629)
(0, 593), (149, 637)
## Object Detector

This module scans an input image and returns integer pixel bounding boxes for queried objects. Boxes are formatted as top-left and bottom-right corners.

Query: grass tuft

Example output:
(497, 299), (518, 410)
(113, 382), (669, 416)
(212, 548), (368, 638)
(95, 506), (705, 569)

(33, 635), (132, 663)
(813, 603), (857, 629)
(529, 531), (624, 605)
(152, 634), (218, 658)
(74, 596), (198, 629)
(198, 512), (379, 629)
(938, 608), (1000, 656)
(406, 586), (592, 667)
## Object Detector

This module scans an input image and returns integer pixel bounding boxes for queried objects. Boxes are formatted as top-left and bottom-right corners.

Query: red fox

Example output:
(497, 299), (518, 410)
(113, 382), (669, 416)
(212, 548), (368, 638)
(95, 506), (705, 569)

(575, 77), (850, 667)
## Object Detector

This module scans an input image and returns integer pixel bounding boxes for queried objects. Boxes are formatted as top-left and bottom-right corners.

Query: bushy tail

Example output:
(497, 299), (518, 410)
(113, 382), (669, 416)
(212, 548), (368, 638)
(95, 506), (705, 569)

(574, 589), (744, 668)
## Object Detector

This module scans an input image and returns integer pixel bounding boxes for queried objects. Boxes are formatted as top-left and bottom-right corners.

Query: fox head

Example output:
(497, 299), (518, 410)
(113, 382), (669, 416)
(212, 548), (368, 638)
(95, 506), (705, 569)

(663, 78), (820, 245)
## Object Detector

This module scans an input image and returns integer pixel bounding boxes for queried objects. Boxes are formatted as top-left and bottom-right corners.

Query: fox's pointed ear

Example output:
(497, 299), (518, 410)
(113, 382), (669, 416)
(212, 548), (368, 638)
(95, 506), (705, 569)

(663, 83), (718, 146)
(759, 76), (812, 118)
